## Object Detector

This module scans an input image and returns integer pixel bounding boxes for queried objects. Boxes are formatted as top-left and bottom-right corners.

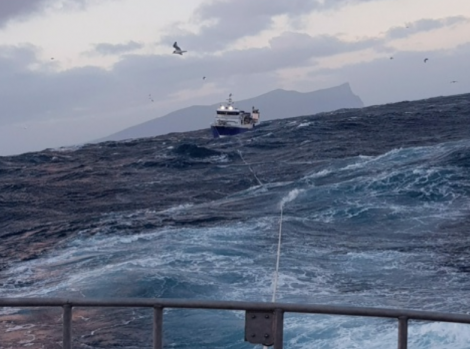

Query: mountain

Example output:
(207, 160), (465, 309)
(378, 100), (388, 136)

(97, 82), (364, 142)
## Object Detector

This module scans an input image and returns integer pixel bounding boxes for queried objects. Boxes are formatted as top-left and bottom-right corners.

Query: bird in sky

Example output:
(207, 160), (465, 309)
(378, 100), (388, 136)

(203, 76), (206, 80)
(172, 42), (187, 55)
(450, 80), (458, 83)
(390, 57), (393, 60)
(424, 58), (429, 63)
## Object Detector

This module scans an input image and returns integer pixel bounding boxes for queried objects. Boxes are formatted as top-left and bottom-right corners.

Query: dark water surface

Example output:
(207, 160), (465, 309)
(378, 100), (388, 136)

(1, 93), (470, 348)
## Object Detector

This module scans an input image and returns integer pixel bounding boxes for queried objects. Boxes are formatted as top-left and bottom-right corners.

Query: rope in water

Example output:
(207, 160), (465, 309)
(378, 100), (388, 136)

(237, 150), (263, 186)
(237, 149), (283, 303)
(261, 205), (285, 349)
(272, 204), (283, 302)
(238, 147), (283, 349)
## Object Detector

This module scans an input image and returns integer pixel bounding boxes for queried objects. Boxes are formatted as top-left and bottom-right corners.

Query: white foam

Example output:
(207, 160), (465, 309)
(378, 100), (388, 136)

(280, 189), (304, 209)
(50, 144), (84, 152)
(209, 154), (230, 163)
(159, 203), (194, 214)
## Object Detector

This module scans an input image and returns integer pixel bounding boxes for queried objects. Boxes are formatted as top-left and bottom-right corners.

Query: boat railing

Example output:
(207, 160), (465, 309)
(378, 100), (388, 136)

(1, 297), (470, 349)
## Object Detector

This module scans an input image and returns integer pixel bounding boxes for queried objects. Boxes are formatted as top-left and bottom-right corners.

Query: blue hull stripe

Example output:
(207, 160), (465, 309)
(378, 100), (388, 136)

(211, 126), (253, 138)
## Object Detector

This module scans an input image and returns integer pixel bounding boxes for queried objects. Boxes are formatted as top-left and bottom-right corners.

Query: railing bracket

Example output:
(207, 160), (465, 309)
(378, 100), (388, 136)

(245, 310), (274, 346)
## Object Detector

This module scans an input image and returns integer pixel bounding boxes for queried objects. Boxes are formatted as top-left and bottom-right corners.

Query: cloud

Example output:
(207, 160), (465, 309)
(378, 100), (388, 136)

(270, 32), (381, 57)
(1, 19), (468, 152)
(109, 31), (384, 95)
(0, 44), (39, 71)
(387, 16), (470, 40)
(160, 0), (387, 51)
(1, 31), (469, 155)
(0, 0), (51, 27)
(0, 31), (381, 127)
(92, 41), (144, 55)
(0, 45), (124, 126)
(0, 0), (94, 28)
(308, 42), (470, 106)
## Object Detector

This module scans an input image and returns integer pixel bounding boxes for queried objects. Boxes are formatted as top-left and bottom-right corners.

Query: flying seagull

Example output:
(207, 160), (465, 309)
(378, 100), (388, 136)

(203, 76), (206, 80)
(172, 42), (187, 55)
(450, 80), (458, 83)
(424, 58), (429, 63)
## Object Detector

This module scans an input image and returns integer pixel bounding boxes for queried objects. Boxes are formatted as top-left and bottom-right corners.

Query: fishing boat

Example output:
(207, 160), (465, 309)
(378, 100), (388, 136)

(210, 93), (260, 138)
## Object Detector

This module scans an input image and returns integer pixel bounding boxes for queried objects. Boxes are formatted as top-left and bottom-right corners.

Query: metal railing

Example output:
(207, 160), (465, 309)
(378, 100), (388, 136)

(2, 297), (470, 348)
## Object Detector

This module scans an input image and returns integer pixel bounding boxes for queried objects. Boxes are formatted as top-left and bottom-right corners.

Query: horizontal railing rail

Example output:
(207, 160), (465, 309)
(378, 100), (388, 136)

(1, 297), (470, 349)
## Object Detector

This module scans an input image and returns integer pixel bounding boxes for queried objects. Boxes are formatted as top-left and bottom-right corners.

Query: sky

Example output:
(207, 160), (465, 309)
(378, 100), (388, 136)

(0, 0), (469, 156)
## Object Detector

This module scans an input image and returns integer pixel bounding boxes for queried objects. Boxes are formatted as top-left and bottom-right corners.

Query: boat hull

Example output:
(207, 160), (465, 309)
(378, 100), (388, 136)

(211, 125), (254, 138)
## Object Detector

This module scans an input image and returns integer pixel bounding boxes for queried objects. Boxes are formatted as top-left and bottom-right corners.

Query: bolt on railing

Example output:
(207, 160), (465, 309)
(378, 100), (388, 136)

(2, 297), (470, 348)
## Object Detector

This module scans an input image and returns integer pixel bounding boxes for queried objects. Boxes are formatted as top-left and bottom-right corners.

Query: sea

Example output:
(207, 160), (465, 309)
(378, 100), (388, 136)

(1, 92), (470, 348)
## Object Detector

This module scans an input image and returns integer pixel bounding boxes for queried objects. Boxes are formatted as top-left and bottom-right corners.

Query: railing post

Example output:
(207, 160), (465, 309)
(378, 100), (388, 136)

(153, 306), (163, 349)
(398, 316), (408, 349)
(273, 308), (284, 349)
(63, 304), (72, 349)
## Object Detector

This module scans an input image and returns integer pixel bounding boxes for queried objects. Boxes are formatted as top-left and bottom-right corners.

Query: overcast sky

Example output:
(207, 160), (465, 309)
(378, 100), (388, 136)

(0, 0), (469, 156)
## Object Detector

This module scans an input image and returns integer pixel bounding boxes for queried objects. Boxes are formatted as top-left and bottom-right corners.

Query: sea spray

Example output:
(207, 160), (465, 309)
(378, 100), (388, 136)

(280, 189), (304, 209)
